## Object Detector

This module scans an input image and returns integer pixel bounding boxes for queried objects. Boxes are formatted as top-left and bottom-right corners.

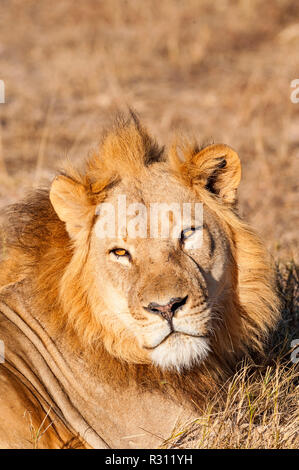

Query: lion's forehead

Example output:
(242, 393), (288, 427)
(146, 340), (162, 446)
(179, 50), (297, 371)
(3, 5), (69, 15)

(102, 166), (196, 205)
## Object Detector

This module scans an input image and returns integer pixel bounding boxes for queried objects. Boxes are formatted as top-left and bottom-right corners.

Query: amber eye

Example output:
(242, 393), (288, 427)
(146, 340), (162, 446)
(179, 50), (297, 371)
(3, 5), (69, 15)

(110, 248), (130, 258)
(181, 227), (196, 241)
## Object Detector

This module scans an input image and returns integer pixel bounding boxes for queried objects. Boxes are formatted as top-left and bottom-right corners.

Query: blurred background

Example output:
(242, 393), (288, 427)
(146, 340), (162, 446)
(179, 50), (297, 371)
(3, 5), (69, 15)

(0, 0), (298, 260)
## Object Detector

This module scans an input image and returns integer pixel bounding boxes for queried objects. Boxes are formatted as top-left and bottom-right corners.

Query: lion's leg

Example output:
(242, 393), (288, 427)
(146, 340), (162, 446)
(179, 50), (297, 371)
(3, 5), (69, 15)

(0, 366), (87, 449)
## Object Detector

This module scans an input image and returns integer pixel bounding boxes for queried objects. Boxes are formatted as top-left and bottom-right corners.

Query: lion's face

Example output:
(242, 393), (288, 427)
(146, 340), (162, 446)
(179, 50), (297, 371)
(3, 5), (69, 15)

(51, 122), (271, 373)
(86, 165), (233, 371)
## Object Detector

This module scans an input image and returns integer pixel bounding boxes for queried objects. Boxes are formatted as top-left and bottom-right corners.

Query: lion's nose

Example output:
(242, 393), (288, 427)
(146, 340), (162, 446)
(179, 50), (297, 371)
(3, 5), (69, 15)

(143, 296), (188, 323)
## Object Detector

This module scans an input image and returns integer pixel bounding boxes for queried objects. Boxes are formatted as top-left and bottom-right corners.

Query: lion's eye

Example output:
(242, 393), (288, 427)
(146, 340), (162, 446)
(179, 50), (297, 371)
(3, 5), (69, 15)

(110, 248), (130, 258)
(181, 227), (196, 241)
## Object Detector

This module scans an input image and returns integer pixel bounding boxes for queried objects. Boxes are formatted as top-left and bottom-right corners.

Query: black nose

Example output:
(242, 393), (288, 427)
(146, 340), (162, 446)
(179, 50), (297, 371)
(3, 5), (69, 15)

(143, 296), (188, 323)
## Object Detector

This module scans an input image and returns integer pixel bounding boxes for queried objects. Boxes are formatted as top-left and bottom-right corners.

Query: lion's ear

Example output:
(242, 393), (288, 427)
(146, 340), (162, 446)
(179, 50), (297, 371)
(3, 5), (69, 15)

(50, 175), (94, 239)
(184, 144), (241, 205)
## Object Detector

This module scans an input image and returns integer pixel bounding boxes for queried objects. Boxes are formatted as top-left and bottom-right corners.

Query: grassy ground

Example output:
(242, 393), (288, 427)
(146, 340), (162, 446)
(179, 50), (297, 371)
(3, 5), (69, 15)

(0, 0), (298, 449)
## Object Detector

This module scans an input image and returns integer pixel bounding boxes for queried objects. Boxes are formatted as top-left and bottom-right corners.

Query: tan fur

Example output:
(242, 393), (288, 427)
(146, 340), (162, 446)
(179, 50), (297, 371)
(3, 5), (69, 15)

(0, 113), (280, 448)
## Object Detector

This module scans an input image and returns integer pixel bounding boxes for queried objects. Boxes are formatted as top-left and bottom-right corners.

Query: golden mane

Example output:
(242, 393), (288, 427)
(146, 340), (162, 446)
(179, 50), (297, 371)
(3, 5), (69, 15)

(1, 114), (280, 408)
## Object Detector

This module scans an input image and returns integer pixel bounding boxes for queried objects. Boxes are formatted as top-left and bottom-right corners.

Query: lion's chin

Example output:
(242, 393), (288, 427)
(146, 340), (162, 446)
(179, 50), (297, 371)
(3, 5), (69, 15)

(150, 334), (210, 372)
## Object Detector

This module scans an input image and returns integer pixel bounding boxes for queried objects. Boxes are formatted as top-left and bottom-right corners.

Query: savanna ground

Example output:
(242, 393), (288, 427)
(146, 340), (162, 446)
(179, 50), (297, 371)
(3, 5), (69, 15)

(0, 0), (298, 449)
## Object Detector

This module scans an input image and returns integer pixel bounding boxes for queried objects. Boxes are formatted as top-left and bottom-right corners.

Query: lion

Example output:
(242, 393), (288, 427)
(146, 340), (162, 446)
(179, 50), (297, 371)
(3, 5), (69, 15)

(0, 113), (279, 449)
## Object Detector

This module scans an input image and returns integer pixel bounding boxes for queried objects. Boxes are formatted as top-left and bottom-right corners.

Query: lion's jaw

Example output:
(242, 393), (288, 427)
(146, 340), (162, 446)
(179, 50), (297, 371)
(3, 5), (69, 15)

(94, 280), (214, 372)
(94, 291), (213, 371)
(150, 334), (211, 371)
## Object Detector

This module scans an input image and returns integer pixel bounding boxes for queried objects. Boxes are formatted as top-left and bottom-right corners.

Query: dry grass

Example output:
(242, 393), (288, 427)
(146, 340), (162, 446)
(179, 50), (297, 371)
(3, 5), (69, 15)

(24, 407), (54, 449)
(0, 0), (298, 260)
(163, 361), (298, 449)
(0, 0), (298, 449)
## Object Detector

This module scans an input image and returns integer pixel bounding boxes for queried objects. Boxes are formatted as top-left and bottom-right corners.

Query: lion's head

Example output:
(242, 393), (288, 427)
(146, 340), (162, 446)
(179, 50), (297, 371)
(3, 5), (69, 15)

(36, 114), (279, 373)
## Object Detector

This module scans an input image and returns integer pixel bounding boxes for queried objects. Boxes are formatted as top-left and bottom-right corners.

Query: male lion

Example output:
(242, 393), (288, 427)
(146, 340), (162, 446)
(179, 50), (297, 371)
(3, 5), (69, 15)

(0, 114), (279, 449)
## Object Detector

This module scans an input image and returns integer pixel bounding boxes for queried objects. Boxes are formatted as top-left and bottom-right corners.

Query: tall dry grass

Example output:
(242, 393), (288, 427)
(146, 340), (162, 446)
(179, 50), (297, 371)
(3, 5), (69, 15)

(0, 0), (298, 260)
(164, 361), (298, 449)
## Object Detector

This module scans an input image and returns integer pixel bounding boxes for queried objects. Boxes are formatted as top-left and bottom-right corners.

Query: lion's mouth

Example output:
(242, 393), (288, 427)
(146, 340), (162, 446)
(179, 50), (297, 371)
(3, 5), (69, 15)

(143, 331), (208, 350)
